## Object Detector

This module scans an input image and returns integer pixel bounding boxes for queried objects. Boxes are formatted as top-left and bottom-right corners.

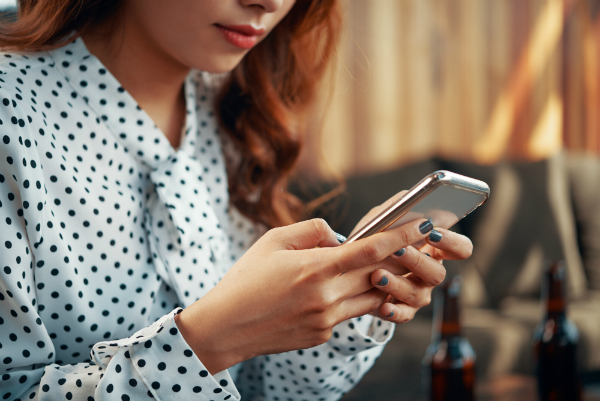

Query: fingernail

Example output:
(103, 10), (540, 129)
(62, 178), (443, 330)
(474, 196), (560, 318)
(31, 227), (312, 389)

(428, 229), (442, 242)
(386, 311), (394, 318)
(377, 276), (389, 287)
(419, 219), (434, 234)
(394, 248), (406, 257)
(335, 233), (346, 244)
(424, 253), (431, 257)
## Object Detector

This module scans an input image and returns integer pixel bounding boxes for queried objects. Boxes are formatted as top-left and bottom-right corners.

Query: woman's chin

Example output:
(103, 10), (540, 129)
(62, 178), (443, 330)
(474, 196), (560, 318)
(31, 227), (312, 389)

(190, 53), (248, 74)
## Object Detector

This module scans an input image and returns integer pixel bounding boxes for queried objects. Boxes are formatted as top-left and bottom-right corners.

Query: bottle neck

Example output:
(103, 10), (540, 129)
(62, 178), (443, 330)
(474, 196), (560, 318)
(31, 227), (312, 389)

(543, 262), (567, 320)
(437, 286), (462, 340)
(545, 307), (566, 321)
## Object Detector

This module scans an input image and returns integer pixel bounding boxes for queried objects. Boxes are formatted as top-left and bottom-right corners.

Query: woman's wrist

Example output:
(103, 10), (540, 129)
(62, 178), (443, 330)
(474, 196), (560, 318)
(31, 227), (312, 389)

(174, 300), (249, 375)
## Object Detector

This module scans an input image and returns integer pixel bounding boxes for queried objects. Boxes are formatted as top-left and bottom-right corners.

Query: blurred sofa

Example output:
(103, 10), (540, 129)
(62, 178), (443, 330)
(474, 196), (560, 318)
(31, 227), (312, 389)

(301, 152), (600, 398)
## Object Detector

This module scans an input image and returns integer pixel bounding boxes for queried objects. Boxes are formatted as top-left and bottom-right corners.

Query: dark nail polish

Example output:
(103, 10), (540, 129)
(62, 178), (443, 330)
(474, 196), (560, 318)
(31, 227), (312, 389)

(419, 219), (434, 234)
(394, 248), (406, 257)
(429, 229), (442, 242)
(386, 311), (394, 318)
(335, 233), (346, 244)
(377, 276), (389, 286)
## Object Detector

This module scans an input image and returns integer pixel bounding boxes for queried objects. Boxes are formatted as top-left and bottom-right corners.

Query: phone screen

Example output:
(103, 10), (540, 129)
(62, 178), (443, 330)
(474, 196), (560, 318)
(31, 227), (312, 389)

(385, 184), (487, 232)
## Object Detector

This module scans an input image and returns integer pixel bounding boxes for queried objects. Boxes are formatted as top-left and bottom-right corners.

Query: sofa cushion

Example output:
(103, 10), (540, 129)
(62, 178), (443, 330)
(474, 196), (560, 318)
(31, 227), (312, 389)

(501, 291), (600, 372)
(567, 153), (600, 290)
(316, 155), (587, 307)
(440, 154), (586, 306)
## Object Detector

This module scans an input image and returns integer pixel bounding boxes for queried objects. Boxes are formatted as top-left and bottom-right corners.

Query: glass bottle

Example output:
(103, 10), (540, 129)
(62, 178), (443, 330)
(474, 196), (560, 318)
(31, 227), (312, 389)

(422, 276), (476, 401)
(532, 261), (582, 401)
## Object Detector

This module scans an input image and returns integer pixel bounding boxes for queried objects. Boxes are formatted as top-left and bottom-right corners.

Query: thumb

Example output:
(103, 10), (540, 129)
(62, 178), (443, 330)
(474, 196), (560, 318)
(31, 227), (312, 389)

(269, 218), (340, 251)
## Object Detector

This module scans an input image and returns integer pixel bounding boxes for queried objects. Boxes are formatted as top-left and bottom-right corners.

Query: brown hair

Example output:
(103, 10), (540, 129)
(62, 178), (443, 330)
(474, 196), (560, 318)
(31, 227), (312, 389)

(0, 0), (342, 228)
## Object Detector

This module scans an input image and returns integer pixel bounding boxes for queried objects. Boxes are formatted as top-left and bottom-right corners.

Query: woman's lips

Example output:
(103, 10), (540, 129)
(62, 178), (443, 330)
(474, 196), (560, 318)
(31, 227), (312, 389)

(216, 24), (265, 49)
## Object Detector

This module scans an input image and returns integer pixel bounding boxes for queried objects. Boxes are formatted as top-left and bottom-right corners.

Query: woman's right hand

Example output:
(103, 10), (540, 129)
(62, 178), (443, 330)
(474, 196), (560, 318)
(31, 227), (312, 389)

(175, 217), (439, 374)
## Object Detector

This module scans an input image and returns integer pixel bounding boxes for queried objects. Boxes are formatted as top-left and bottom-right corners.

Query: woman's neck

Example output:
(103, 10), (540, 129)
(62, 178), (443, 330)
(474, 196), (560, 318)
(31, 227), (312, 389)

(82, 17), (190, 149)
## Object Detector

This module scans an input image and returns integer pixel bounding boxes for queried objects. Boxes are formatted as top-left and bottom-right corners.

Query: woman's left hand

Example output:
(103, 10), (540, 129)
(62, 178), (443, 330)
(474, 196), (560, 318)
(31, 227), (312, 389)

(347, 191), (473, 323)
(369, 227), (472, 323)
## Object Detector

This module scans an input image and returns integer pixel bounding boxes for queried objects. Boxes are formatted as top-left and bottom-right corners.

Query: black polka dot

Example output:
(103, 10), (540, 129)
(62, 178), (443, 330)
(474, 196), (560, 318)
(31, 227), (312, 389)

(0, 40), (385, 401)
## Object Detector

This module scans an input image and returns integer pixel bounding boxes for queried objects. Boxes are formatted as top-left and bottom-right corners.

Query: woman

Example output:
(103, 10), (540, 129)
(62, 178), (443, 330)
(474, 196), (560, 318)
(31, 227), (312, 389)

(0, 0), (472, 400)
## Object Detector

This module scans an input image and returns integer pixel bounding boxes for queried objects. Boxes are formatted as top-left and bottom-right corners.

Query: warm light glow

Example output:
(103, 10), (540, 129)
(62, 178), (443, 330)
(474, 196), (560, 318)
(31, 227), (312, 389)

(473, 94), (514, 163)
(473, 0), (564, 164)
(368, 0), (402, 171)
(528, 93), (563, 160)
(312, 0), (592, 177)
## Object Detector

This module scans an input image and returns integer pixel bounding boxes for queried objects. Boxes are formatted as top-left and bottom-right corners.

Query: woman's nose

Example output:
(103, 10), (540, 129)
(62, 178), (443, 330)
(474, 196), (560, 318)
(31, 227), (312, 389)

(239, 0), (285, 14)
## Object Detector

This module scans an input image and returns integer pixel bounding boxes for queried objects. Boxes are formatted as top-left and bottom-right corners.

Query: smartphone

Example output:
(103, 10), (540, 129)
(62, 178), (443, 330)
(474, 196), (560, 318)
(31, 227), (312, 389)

(342, 170), (490, 245)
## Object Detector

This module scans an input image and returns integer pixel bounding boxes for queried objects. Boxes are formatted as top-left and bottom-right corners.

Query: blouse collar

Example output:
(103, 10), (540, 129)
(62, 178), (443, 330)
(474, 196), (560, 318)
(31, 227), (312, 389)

(49, 36), (201, 170)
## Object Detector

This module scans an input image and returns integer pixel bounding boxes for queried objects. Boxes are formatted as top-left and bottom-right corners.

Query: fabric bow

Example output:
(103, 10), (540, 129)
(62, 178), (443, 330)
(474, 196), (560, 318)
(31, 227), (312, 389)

(149, 150), (223, 249)
(144, 148), (229, 304)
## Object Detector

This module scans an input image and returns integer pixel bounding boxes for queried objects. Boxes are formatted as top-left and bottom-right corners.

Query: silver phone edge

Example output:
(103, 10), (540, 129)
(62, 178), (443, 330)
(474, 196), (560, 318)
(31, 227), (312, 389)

(343, 170), (490, 244)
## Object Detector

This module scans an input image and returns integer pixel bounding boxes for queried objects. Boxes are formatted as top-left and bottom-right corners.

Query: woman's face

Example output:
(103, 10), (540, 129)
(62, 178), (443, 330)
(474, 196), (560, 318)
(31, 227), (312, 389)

(123, 0), (297, 73)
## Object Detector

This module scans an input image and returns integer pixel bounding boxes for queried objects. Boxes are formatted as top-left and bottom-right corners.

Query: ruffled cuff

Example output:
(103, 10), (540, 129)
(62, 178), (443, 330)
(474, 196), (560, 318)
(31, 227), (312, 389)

(327, 315), (395, 355)
(91, 308), (241, 400)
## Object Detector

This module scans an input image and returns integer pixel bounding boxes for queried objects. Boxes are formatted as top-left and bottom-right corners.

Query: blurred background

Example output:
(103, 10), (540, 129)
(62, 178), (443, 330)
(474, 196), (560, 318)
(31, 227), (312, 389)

(293, 0), (600, 400)
(301, 0), (600, 175)
(2, 0), (600, 399)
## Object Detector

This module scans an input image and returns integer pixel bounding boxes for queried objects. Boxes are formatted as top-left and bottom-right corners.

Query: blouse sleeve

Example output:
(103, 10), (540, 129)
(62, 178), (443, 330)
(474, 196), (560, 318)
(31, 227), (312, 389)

(235, 315), (395, 401)
(0, 100), (242, 401)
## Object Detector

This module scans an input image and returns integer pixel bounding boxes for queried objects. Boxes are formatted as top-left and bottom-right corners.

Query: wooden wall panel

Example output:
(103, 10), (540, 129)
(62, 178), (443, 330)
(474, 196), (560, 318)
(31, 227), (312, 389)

(395, 1), (416, 166)
(405, 0), (437, 162)
(562, 0), (585, 151)
(314, 0), (597, 178)
(434, 0), (461, 159)
(582, 1), (600, 152)
(367, 0), (403, 171)
(486, 0), (512, 148)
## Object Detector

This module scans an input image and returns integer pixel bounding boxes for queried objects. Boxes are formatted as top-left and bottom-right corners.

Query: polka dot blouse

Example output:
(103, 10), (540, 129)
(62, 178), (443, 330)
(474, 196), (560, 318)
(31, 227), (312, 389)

(0, 37), (394, 401)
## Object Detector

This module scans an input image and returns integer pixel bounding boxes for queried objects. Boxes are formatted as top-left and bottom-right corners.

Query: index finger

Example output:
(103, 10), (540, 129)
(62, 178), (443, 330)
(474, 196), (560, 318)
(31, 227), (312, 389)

(329, 218), (434, 273)
(424, 227), (473, 260)
(263, 218), (340, 251)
